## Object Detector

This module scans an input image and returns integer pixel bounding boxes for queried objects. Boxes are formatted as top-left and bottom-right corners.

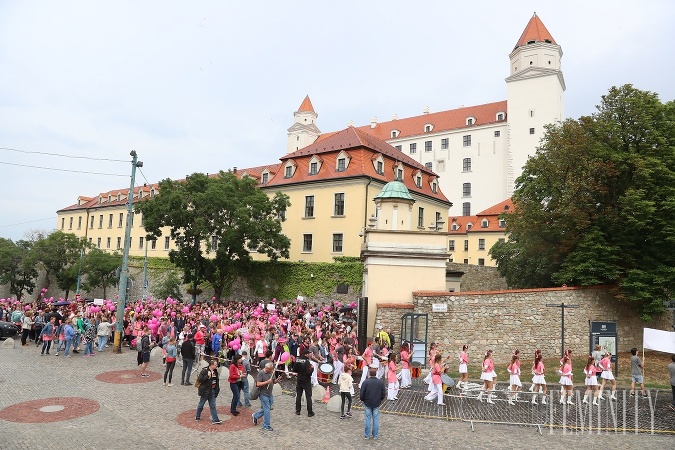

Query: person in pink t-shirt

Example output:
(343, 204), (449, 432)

(386, 353), (401, 400)
(598, 352), (617, 400)
(531, 354), (547, 405)
(398, 343), (412, 389)
(583, 355), (600, 405)
(478, 350), (496, 404)
(507, 353), (522, 405)
(457, 344), (469, 390)
(424, 354), (445, 405)
(558, 355), (574, 405)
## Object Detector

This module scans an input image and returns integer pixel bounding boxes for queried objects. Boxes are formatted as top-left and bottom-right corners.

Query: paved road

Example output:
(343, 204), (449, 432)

(0, 341), (673, 450)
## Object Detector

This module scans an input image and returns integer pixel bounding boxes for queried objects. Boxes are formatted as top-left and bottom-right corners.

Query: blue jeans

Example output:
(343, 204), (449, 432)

(97, 336), (107, 352)
(64, 339), (73, 356)
(196, 392), (219, 422)
(230, 382), (241, 413)
(364, 405), (380, 438)
(83, 341), (94, 355)
(73, 333), (81, 349)
(239, 377), (251, 406)
(253, 394), (273, 429)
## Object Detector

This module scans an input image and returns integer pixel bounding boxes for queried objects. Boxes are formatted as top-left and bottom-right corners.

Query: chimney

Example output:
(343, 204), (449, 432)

(233, 167), (237, 173)
(392, 113), (398, 120)
(423, 106), (430, 115)
(370, 117), (378, 129)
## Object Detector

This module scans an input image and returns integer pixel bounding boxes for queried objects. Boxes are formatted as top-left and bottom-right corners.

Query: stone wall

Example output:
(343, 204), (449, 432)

(447, 262), (508, 292)
(375, 286), (671, 366)
(373, 302), (414, 348)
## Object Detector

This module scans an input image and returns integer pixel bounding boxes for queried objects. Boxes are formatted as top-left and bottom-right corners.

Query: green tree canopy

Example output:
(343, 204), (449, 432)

(81, 248), (121, 299)
(490, 85), (675, 320)
(0, 238), (38, 300)
(135, 171), (291, 302)
(30, 230), (87, 299)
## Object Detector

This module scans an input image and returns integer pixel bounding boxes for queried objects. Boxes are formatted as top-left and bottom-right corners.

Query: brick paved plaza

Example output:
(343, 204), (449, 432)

(1, 340), (673, 450)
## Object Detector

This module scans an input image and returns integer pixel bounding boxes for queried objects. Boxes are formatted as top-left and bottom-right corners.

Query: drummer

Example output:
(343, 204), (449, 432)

(308, 337), (323, 387)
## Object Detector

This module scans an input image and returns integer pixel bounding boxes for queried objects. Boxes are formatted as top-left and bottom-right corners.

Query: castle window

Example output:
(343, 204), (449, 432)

(337, 158), (346, 172)
(449, 240), (455, 251)
(478, 258), (485, 266)
(424, 124), (433, 132)
(481, 219), (489, 228)
(376, 161), (384, 175)
(530, 128), (535, 135)
(309, 162), (318, 175)
(462, 183), (471, 197)
(395, 145), (402, 151)
(466, 223), (473, 231)
(497, 113), (505, 121)
(416, 175), (422, 188)
(303, 234), (313, 252)
(499, 219), (506, 228)
(462, 202), (471, 216)
(441, 138), (449, 149)
(464, 240), (469, 251)
(261, 172), (269, 184)
(494, 130), (501, 137)
(409, 143), (417, 154)
(418, 207), (424, 228)
(463, 135), (471, 147)
(425, 141), (432, 152)
(479, 239), (485, 250)
(332, 233), (343, 253)
(304, 195), (315, 218)
(391, 130), (399, 138)
(463, 158), (471, 172)
(425, 162), (432, 171)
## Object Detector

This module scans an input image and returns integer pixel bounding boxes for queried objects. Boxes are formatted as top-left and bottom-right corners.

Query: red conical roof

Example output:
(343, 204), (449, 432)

(298, 95), (315, 113)
(514, 13), (556, 49)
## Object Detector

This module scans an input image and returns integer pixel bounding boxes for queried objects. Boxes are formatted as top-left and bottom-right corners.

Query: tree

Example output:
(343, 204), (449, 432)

(81, 248), (121, 299)
(0, 238), (38, 300)
(136, 171), (291, 302)
(30, 231), (87, 298)
(151, 270), (183, 302)
(491, 85), (675, 320)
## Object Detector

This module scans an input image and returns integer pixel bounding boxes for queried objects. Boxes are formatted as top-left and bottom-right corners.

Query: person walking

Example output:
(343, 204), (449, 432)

(630, 348), (647, 398)
(195, 359), (222, 425)
(598, 352), (617, 400)
(97, 316), (112, 352)
(20, 311), (34, 346)
(359, 367), (386, 440)
(583, 355), (600, 405)
(252, 362), (281, 431)
(292, 347), (315, 417)
(63, 319), (76, 357)
(457, 344), (469, 390)
(39, 316), (56, 355)
(140, 327), (153, 378)
(181, 334), (195, 386)
(82, 321), (96, 357)
(238, 351), (252, 408)
(163, 337), (177, 386)
(228, 354), (244, 416)
(338, 364), (354, 419)
(669, 354), (675, 412)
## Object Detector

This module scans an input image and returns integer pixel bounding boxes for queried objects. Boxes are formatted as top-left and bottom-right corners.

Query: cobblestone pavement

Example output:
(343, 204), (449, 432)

(1, 342), (674, 450)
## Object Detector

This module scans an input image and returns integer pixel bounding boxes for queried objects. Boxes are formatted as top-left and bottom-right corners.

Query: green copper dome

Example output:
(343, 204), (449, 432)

(374, 180), (414, 200)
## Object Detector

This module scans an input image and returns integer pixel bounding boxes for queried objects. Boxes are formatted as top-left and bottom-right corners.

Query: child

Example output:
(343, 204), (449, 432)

(558, 356), (574, 405)
(386, 353), (401, 401)
(399, 343), (412, 389)
(598, 352), (617, 400)
(532, 353), (547, 405)
(507, 353), (521, 405)
(458, 345), (469, 389)
(424, 354), (445, 406)
(583, 356), (599, 405)
(478, 350), (496, 404)
(338, 364), (354, 419)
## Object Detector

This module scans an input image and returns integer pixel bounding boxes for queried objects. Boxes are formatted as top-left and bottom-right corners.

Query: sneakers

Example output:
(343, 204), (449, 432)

(168, 383), (172, 387)
(346, 412), (352, 417)
(295, 411), (301, 415)
(263, 427), (274, 432)
(340, 415), (346, 419)
(252, 413), (258, 426)
(231, 411), (240, 416)
(212, 420), (222, 425)
(163, 382), (167, 386)
(195, 417), (200, 421)
(55, 353), (59, 356)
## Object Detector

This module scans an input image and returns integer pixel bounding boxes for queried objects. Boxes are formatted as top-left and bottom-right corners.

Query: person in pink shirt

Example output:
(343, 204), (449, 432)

(478, 350), (496, 404)
(558, 355), (574, 405)
(598, 352), (617, 400)
(531, 354), (547, 405)
(398, 343), (412, 389)
(457, 344), (469, 390)
(507, 353), (522, 405)
(194, 324), (206, 363)
(583, 355), (600, 405)
(386, 353), (401, 400)
(424, 353), (445, 405)
(424, 343), (438, 392)
(359, 341), (374, 388)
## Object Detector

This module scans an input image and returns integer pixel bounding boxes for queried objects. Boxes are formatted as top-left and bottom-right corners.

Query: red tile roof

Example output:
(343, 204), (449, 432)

(477, 198), (513, 216)
(514, 14), (556, 49)
(239, 163), (282, 180)
(57, 184), (160, 213)
(448, 198), (512, 234)
(346, 101), (507, 141)
(297, 95), (315, 113)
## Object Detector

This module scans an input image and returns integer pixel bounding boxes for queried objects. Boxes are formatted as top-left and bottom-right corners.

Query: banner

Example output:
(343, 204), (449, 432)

(643, 328), (675, 353)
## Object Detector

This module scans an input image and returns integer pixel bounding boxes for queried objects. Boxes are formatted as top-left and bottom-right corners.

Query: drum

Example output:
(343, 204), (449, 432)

(318, 363), (334, 383)
(441, 374), (455, 392)
(411, 361), (421, 378)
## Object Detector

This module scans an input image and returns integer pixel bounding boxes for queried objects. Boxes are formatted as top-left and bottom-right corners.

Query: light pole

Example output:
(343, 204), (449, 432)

(546, 302), (580, 358)
(113, 150), (143, 354)
(142, 237), (149, 301)
(75, 248), (83, 294)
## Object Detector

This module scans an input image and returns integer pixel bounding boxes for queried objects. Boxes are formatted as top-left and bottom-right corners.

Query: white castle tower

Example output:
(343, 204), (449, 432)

(286, 95), (321, 154)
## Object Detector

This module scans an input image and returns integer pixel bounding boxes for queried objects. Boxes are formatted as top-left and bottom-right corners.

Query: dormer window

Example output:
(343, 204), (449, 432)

(108, 195), (111, 202)
(466, 117), (476, 126)
(431, 181), (438, 194)
(496, 112), (505, 121)
(336, 151), (351, 173)
(337, 158), (346, 172)
(451, 223), (458, 231)
(308, 155), (322, 175)
(424, 124), (433, 132)
(285, 166), (293, 178)
(466, 222), (473, 231)
(499, 219), (506, 228)
(391, 130), (400, 138)
(150, 188), (155, 198)
(481, 219), (489, 228)
(415, 174), (422, 188)
(117, 193), (121, 202)
(393, 162), (404, 181)
(372, 154), (385, 175)
(376, 161), (383, 175)
(261, 172), (269, 184)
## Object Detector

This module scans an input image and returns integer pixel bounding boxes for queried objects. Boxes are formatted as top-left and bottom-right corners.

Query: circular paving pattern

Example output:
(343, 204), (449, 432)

(0, 397), (99, 423)
(95, 370), (161, 384)
(176, 406), (255, 432)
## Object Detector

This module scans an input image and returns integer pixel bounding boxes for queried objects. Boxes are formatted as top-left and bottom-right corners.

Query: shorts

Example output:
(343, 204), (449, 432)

(142, 352), (150, 363)
(459, 363), (467, 374)
(631, 375), (643, 383)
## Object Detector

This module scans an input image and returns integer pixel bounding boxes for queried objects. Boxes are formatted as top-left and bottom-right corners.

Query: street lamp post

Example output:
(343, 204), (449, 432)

(546, 302), (580, 358)
(75, 248), (83, 294)
(113, 150), (143, 354)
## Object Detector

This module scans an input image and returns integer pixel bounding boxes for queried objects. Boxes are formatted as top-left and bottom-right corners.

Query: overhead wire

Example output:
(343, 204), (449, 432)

(0, 161), (127, 177)
(0, 217), (56, 229)
(0, 146), (128, 163)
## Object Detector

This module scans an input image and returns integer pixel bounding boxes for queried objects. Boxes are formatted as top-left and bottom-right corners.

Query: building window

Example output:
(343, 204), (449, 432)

(463, 135), (471, 147)
(462, 158), (471, 172)
(394, 145), (402, 152)
(409, 143), (417, 154)
(304, 195), (315, 218)
(97, 237), (101, 248)
(77, 216), (82, 229)
(397, 168), (403, 180)
(497, 113), (504, 121)
(462, 183), (471, 197)
(464, 240), (469, 251)
(530, 127), (535, 135)
(106, 237), (111, 249)
(494, 130), (501, 137)
(481, 219), (489, 228)
(68, 217), (72, 229)
(99, 215), (103, 228)
(261, 172), (269, 184)
(436, 211), (442, 223)
(164, 236), (170, 250)
(462, 202), (471, 216)
(61, 218), (65, 230)
(116, 237), (121, 249)
(285, 166), (293, 178)
(211, 235), (218, 251)
(90, 216), (95, 229)
(332, 233), (343, 252)
(467, 223), (473, 231)
(119, 213), (124, 227)
(463, 258), (469, 264)
(529, 110), (535, 117)
(424, 141), (432, 152)
(303, 234), (313, 252)
(391, 130), (399, 138)
(499, 219), (506, 228)
(416, 175), (422, 188)
(425, 162), (432, 170)
(449, 240), (455, 251)
(467, 118), (474, 126)
(437, 160), (445, 172)
(441, 138), (449, 149)
(108, 214), (113, 228)
(151, 239), (156, 250)
(139, 236), (144, 249)
(337, 158), (346, 172)
(418, 207), (424, 228)
(309, 162), (318, 175)
(479, 238), (485, 250)
(431, 182), (437, 193)
(334, 193), (345, 216)
(478, 258), (485, 266)
(425, 125), (432, 132)
(376, 161), (384, 175)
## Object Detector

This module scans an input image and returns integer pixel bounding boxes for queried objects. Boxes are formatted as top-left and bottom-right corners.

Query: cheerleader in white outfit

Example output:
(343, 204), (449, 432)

(457, 345), (469, 389)
(507, 353), (522, 405)
(531, 354), (547, 405)
(478, 350), (496, 404)
(529, 349), (541, 392)
(558, 356), (574, 405)
(598, 352), (617, 400)
(398, 343), (412, 388)
(424, 343), (437, 391)
(583, 355), (600, 405)
(423, 353), (445, 405)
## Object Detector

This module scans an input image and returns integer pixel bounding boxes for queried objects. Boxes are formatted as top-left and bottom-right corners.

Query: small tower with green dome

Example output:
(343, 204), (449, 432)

(374, 180), (415, 231)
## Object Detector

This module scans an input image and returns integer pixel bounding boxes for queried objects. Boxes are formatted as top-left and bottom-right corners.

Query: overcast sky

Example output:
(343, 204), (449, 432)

(1, 1), (673, 241)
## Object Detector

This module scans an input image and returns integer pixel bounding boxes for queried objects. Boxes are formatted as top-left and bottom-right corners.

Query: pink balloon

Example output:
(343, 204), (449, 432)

(171, 312), (176, 317)
(109, 305), (116, 312)
(234, 312), (241, 319)
(243, 333), (250, 340)
(182, 306), (190, 313)
(24, 305), (30, 311)
(280, 352), (290, 363)
(232, 344), (240, 351)
(225, 325), (232, 333)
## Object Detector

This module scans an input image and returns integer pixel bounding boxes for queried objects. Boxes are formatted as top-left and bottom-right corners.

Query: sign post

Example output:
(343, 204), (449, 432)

(546, 302), (579, 358)
(589, 321), (619, 376)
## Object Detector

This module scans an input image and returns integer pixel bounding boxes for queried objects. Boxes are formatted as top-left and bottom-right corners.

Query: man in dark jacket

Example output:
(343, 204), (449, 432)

(292, 347), (315, 417)
(196, 359), (222, 424)
(181, 334), (195, 385)
(359, 367), (386, 439)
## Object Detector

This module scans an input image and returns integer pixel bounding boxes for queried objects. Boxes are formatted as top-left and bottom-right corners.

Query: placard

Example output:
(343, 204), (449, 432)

(432, 303), (447, 313)
(93, 299), (104, 306)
